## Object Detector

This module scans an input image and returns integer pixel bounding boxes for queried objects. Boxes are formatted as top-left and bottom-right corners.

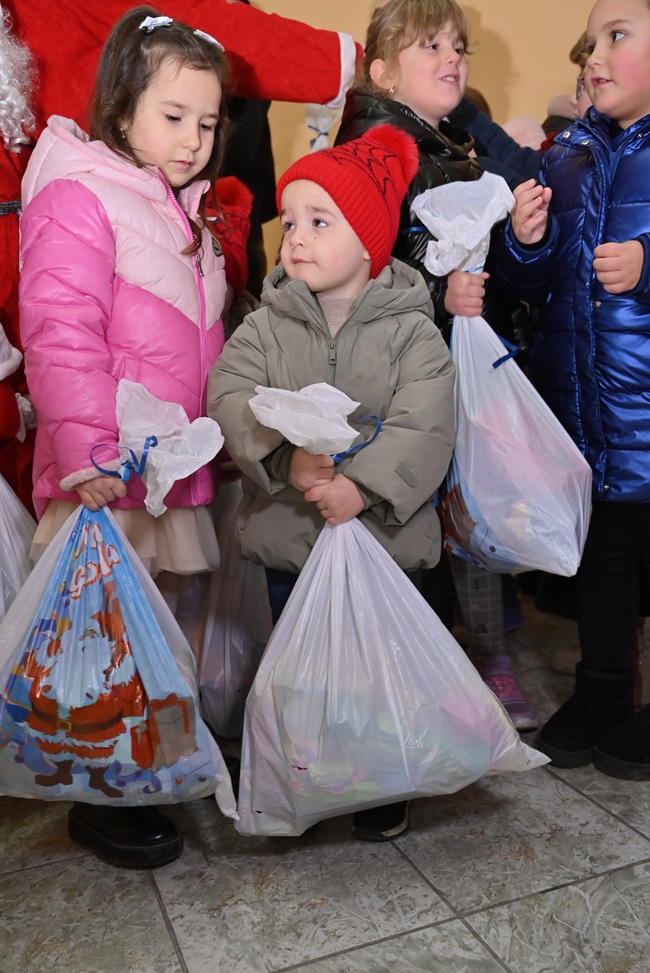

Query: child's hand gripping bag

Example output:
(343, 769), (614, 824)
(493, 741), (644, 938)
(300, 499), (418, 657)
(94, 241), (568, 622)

(0, 474), (36, 620)
(0, 505), (236, 816)
(442, 316), (593, 575)
(198, 479), (273, 739)
(236, 519), (548, 837)
(412, 173), (592, 576)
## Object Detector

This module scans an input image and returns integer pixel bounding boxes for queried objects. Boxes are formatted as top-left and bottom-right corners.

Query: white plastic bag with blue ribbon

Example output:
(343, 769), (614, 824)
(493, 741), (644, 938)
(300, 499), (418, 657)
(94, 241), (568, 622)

(237, 381), (548, 836)
(237, 518), (548, 837)
(443, 316), (592, 575)
(412, 175), (592, 575)
(0, 504), (237, 814)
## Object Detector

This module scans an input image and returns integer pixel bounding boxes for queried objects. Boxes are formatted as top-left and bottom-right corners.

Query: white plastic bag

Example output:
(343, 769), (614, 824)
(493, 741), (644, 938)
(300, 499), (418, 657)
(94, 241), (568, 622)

(0, 504), (237, 815)
(444, 316), (592, 575)
(198, 480), (272, 738)
(0, 474), (36, 620)
(236, 518), (548, 837)
(115, 379), (224, 516)
(248, 383), (360, 455)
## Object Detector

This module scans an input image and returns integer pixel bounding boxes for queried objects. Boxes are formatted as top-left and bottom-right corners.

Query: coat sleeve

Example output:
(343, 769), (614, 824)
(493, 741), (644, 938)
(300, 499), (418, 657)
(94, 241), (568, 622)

(19, 179), (120, 489)
(496, 213), (561, 307)
(12, 0), (362, 131)
(342, 317), (456, 524)
(449, 99), (542, 186)
(206, 315), (290, 494)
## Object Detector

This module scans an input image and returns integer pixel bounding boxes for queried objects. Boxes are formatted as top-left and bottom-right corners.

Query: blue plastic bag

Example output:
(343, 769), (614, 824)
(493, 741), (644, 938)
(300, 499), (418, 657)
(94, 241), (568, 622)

(0, 505), (236, 812)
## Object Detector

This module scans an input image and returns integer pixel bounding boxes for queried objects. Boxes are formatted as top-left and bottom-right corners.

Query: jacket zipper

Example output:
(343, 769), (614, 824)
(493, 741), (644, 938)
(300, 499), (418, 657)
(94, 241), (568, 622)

(162, 176), (208, 506)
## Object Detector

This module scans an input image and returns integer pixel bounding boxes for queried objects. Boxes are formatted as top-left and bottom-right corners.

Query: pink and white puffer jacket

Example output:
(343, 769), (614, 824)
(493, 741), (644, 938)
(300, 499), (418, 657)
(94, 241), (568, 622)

(19, 116), (227, 518)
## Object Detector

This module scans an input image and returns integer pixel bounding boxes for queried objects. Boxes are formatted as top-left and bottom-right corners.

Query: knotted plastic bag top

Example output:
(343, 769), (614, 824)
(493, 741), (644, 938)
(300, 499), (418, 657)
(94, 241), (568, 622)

(411, 171), (515, 275)
(248, 382), (361, 456)
(115, 380), (225, 517)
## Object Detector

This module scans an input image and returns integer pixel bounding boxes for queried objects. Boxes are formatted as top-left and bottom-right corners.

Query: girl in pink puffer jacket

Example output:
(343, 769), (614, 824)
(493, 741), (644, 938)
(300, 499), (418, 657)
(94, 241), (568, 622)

(18, 6), (233, 870)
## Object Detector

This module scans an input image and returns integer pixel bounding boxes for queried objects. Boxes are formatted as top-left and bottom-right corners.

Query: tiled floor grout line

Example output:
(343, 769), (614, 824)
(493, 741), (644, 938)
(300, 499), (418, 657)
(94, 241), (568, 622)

(455, 854), (650, 921)
(543, 765), (650, 843)
(268, 915), (494, 973)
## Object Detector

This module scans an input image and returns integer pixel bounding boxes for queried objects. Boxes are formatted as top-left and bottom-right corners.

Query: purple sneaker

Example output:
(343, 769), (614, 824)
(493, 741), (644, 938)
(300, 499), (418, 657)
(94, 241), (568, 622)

(482, 656), (539, 732)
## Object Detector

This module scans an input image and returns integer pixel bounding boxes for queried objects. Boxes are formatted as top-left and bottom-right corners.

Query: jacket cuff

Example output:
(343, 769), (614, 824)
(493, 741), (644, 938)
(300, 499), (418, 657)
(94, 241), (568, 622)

(261, 442), (296, 484)
(60, 462), (119, 492)
(326, 33), (361, 109)
(632, 234), (650, 303)
(505, 213), (557, 257)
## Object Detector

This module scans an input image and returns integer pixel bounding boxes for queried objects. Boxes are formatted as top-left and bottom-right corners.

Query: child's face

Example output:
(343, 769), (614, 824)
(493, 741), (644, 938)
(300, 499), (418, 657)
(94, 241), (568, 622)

(123, 57), (221, 187)
(586, 0), (650, 128)
(279, 181), (372, 299)
(374, 20), (468, 130)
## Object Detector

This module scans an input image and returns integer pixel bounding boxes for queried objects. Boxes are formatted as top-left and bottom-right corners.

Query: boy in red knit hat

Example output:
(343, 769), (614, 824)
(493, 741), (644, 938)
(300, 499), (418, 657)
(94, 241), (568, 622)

(208, 125), (456, 841)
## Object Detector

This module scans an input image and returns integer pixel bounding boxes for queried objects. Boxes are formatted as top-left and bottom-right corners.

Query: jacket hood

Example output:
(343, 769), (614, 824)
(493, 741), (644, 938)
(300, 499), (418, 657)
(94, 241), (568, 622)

(22, 115), (209, 216)
(260, 258), (435, 326)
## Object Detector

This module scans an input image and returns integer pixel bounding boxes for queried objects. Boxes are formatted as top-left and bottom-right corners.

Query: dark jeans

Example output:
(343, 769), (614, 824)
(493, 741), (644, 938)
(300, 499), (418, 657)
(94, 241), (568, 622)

(577, 501), (650, 672)
(265, 568), (299, 626)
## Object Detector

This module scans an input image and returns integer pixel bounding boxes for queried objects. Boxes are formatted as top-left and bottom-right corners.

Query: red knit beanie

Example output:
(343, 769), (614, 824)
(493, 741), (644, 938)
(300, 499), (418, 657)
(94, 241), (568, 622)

(275, 124), (419, 279)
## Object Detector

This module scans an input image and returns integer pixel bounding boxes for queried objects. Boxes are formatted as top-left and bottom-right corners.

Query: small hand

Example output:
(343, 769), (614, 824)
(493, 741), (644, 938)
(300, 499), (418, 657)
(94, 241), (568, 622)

(290, 447), (335, 491)
(510, 178), (552, 245)
(593, 240), (644, 294)
(75, 475), (127, 511)
(444, 270), (489, 316)
(304, 473), (365, 526)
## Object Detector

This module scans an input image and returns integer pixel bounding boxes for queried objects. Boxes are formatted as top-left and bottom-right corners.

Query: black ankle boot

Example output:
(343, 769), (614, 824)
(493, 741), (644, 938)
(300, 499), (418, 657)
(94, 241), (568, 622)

(536, 664), (635, 768)
(68, 803), (183, 868)
(594, 704), (650, 780)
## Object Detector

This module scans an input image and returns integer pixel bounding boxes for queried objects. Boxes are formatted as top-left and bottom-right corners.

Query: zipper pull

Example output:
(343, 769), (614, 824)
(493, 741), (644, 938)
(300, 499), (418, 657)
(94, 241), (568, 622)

(329, 340), (336, 365)
(196, 248), (204, 277)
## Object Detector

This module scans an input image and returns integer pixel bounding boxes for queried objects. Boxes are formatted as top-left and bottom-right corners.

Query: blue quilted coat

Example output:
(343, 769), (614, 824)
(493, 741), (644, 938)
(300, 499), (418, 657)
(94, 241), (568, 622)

(497, 108), (650, 503)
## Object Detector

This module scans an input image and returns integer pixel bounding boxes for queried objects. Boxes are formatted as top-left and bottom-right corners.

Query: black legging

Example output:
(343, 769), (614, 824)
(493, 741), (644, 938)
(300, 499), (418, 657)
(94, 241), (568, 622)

(577, 501), (650, 672)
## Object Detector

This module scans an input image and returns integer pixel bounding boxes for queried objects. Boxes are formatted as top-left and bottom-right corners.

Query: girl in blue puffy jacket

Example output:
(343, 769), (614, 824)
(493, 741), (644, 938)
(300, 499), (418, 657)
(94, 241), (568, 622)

(498, 0), (650, 779)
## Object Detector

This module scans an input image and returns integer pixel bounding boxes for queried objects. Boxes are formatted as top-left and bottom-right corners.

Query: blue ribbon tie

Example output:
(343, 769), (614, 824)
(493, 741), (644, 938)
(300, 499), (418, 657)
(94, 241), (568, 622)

(90, 435), (158, 483)
(331, 416), (382, 464)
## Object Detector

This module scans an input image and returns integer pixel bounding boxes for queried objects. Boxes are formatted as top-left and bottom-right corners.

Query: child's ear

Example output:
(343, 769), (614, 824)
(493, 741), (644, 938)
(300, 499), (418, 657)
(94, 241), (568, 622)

(369, 58), (396, 93)
(363, 249), (371, 263)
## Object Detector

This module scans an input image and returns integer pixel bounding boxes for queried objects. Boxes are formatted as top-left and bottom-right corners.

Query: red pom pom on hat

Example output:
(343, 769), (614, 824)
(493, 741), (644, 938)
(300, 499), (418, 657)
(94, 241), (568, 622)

(276, 124), (419, 278)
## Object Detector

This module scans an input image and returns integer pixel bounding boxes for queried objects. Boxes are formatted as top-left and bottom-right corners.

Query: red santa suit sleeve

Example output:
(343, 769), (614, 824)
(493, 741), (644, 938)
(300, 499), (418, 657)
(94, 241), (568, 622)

(5, 0), (362, 134)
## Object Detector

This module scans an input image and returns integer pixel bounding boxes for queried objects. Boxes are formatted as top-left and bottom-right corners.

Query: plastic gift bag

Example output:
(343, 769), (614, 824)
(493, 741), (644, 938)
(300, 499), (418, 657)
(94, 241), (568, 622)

(198, 480), (273, 739)
(412, 175), (592, 575)
(236, 518), (548, 837)
(0, 474), (36, 620)
(114, 379), (224, 516)
(0, 504), (237, 814)
(443, 316), (592, 575)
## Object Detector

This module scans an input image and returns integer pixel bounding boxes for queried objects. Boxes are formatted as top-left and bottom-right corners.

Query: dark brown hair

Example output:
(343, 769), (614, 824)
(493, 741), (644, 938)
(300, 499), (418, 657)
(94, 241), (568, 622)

(89, 6), (232, 251)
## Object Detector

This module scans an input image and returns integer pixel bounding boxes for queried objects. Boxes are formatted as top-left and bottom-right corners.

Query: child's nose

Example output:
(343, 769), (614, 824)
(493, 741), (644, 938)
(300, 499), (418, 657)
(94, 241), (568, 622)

(181, 126), (201, 151)
(290, 225), (306, 246)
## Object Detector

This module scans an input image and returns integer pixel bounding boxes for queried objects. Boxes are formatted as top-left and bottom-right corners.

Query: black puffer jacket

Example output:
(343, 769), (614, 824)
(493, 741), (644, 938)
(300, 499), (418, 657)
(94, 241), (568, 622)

(335, 89), (533, 352)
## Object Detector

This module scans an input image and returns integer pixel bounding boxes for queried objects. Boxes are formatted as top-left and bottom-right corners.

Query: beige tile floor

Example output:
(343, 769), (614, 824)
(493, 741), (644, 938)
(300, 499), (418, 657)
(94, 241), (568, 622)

(2, 596), (650, 973)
